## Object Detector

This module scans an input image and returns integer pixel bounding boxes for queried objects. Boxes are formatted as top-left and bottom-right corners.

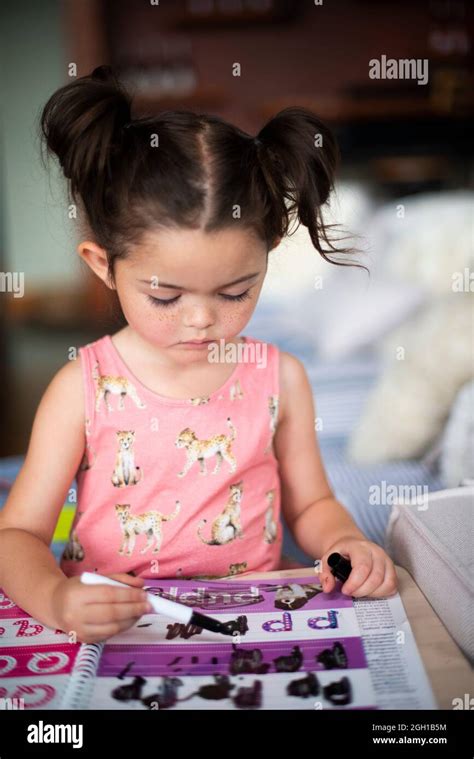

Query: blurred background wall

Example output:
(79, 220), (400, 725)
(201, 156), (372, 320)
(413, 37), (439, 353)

(1, 0), (82, 454)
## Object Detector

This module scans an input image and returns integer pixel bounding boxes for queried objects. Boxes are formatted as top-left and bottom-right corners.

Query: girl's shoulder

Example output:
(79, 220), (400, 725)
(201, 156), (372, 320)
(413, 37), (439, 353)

(277, 350), (310, 427)
(48, 355), (85, 419)
(26, 356), (86, 463)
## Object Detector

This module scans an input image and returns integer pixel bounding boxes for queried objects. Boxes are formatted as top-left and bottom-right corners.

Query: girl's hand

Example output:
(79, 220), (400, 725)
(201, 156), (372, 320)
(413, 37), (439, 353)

(320, 538), (398, 599)
(51, 572), (151, 644)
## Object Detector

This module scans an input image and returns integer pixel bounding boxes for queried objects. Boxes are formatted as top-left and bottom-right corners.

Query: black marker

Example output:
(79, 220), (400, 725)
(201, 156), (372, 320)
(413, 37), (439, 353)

(327, 553), (352, 583)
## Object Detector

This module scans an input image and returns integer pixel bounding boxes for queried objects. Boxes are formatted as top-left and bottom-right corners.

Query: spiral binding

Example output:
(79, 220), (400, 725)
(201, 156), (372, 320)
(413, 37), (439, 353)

(59, 642), (105, 709)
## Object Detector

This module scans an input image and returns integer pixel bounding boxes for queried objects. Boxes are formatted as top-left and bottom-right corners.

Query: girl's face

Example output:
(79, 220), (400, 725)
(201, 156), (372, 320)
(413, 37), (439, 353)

(111, 227), (269, 364)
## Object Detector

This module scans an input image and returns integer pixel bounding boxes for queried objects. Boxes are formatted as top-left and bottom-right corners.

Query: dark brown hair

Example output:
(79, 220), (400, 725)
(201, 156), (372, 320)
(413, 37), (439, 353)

(40, 65), (357, 284)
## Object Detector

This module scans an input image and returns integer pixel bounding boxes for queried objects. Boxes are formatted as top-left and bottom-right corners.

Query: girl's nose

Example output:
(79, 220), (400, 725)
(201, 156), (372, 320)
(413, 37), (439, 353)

(183, 304), (215, 330)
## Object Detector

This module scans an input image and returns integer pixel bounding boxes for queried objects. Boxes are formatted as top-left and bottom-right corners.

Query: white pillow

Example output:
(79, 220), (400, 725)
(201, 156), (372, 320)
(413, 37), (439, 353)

(369, 190), (474, 291)
(305, 274), (424, 361)
(440, 381), (474, 488)
(294, 189), (473, 361)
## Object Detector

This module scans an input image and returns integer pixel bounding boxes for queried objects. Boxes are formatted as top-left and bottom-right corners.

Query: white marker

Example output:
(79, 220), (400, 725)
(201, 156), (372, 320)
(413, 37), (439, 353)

(80, 571), (234, 635)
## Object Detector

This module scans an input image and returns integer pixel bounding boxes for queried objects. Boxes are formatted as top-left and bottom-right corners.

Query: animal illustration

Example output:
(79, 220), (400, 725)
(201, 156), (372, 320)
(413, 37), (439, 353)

(115, 501), (181, 557)
(188, 396), (210, 406)
(112, 675), (147, 703)
(62, 512), (85, 562)
(229, 378), (244, 401)
(233, 680), (262, 709)
(141, 678), (184, 709)
(323, 676), (352, 706)
(287, 672), (320, 698)
(230, 645), (270, 675)
(264, 394), (279, 453)
(166, 622), (203, 640)
(263, 489), (278, 543)
(220, 615), (249, 637)
(178, 675), (235, 702)
(197, 481), (244, 545)
(175, 417), (237, 477)
(317, 641), (348, 670)
(273, 646), (303, 672)
(262, 582), (322, 610)
(79, 417), (97, 471)
(228, 561), (247, 575)
(92, 360), (146, 412)
(185, 562), (248, 580)
(111, 431), (142, 487)
(61, 530), (85, 562)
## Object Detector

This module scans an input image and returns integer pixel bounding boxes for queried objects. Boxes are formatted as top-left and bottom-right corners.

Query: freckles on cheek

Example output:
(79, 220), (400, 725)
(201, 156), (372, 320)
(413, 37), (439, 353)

(125, 297), (178, 342)
(145, 309), (177, 338)
(161, 319), (179, 339)
(220, 304), (253, 334)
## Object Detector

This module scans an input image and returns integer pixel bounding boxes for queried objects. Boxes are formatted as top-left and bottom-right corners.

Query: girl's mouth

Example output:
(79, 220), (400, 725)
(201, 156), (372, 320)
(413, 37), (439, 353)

(179, 339), (212, 348)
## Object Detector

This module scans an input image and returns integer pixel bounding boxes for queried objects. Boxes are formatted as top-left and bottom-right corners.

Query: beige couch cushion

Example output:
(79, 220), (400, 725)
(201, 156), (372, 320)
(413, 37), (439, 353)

(385, 486), (473, 664)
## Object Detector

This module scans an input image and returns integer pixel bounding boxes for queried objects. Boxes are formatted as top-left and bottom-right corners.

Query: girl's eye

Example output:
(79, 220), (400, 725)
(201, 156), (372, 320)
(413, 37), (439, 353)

(147, 294), (180, 308)
(147, 289), (251, 308)
(219, 289), (251, 302)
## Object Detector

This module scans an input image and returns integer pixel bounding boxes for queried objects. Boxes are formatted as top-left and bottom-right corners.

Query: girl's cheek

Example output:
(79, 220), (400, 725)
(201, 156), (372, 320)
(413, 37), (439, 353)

(141, 312), (178, 341)
(124, 298), (178, 343)
(222, 300), (257, 329)
(221, 312), (245, 332)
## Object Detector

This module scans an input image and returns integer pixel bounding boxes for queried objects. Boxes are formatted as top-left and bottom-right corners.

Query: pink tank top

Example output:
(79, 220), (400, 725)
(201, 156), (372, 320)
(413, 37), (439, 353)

(60, 334), (282, 579)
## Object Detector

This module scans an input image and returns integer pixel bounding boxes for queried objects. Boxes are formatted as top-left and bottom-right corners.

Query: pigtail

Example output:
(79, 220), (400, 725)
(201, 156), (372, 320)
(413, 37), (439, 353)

(39, 65), (132, 237)
(254, 107), (358, 266)
(38, 66), (360, 274)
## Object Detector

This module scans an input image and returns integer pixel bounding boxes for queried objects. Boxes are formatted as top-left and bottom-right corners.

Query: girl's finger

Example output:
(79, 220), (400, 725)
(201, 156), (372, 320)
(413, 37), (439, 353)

(82, 584), (148, 605)
(321, 549), (354, 594)
(83, 600), (151, 625)
(80, 617), (143, 643)
(320, 570), (336, 594)
(339, 551), (373, 596)
(108, 573), (145, 587)
(368, 562), (399, 599)
(347, 555), (386, 598)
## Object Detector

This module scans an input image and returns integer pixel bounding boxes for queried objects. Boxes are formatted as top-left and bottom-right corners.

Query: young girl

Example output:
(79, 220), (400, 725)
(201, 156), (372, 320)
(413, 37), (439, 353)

(0, 66), (397, 644)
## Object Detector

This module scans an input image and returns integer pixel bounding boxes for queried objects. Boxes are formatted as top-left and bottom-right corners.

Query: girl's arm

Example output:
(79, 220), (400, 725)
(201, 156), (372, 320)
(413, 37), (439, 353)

(274, 352), (397, 599)
(0, 358), (86, 628)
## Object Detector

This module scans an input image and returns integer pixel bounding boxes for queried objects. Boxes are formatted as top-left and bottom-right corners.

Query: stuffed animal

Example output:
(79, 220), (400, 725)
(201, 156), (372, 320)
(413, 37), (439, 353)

(348, 191), (473, 463)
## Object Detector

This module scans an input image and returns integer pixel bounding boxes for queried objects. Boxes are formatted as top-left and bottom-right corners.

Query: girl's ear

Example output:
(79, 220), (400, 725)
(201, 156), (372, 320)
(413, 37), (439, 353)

(77, 241), (115, 289)
(270, 236), (282, 250)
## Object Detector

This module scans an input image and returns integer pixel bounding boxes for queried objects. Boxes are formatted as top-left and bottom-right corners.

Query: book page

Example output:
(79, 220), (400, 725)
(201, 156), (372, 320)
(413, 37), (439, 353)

(354, 593), (438, 709)
(0, 576), (436, 710)
(61, 575), (435, 710)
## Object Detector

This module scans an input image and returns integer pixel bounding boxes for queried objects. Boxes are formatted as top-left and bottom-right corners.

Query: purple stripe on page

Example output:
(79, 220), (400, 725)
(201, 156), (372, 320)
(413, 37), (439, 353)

(142, 575), (353, 614)
(97, 636), (367, 677)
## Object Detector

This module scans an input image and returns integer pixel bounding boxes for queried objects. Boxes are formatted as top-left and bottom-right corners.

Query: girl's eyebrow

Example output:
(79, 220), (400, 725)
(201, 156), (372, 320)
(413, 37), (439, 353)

(137, 272), (261, 290)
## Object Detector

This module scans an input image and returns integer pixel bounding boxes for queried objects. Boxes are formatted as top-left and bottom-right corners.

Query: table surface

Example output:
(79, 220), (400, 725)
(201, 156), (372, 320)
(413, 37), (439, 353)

(231, 565), (473, 710)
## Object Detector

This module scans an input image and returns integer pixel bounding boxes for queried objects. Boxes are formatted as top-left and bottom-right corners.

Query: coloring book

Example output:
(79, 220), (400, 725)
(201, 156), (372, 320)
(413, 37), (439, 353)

(0, 573), (436, 710)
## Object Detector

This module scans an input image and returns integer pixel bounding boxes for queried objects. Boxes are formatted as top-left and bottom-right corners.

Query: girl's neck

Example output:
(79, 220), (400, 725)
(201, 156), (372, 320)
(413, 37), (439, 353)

(109, 326), (246, 399)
